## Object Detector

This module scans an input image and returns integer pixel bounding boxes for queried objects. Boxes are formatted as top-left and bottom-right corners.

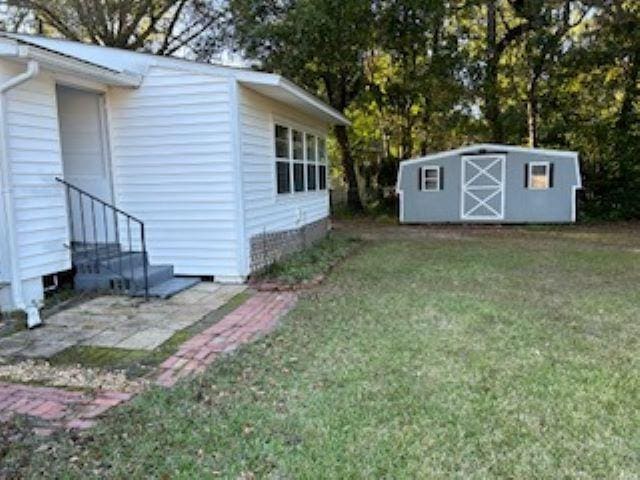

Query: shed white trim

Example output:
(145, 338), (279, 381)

(527, 161), (551, 190)
(419, 166), (441, 191)
(460, 154), (506, 221)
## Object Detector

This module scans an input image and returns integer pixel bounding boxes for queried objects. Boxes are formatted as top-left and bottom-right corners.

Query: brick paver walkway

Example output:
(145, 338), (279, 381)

(0, 382), (133, 433)
(155, 292), (297, 387)
(0, 291), (296, 431)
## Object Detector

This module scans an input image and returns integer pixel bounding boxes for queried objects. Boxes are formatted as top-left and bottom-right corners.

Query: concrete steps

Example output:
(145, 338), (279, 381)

(72, 243), (199, 299)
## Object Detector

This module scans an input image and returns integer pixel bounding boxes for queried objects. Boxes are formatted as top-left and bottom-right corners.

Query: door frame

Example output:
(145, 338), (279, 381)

(460, 154), (506, 221)
(56, 82), (115, 204)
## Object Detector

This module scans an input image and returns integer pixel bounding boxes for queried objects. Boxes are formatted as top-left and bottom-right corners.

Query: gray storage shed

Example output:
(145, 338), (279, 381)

(396, 144), (581, 223)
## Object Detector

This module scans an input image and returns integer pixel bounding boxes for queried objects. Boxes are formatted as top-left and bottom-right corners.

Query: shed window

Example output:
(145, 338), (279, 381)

(527, 162), (551, 190)
(420, 166), (441, 191)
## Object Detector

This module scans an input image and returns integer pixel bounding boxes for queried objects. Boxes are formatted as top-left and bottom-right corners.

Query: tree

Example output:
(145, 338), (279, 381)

(2, 0), (640, 218)
(372, 0), (461, 156)
(481, 0), (553, 142)
(7, 0), (222, 54)
(224, 0), (375, 211)
(345, 0), (462, 205)
(520, 1), (591, 147)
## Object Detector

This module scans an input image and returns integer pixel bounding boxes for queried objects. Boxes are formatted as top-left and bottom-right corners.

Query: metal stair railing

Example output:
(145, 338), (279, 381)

(55, 177), (149, 299)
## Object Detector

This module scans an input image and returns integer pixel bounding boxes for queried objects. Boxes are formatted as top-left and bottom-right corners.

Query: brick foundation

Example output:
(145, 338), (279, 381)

(249, 218), (329, 273)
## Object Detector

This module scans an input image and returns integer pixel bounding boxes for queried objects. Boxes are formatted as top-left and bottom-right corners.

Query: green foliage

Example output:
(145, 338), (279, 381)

(4, 1), (640, 215)
(256, 233), (360, 284)
(229, 0), (374, 110)
(222, 0), (640, 218)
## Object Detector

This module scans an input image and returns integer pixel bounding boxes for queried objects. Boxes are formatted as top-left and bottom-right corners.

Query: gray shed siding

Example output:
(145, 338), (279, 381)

(399, 147), (580, 223)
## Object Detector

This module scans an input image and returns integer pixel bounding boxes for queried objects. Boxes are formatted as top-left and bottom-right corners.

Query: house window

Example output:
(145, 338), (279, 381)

(318, 137), (327, 190)
(274, 122), (327, 195)
(420, 166), (441, 191)
(306, 133), (317, 191)
(275, 124), (290, 194)
(292, 130), (305, 192)
(528, 162), (551, 189)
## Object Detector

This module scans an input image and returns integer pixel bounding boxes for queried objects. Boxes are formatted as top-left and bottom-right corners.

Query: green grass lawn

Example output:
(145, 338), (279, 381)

(4, 224), (640, 478)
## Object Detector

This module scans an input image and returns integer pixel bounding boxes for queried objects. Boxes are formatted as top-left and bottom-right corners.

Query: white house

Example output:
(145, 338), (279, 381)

(0, 33), (348, 326)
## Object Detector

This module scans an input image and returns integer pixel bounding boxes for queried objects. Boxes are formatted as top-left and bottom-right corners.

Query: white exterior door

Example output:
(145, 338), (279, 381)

(461, 155), (505, 221)
(57, 85), (113, 243)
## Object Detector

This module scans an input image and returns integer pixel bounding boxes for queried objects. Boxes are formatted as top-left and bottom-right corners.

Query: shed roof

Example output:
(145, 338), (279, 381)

(396, 143), (581, 192)
(399, 144), (578, 167)
(0, 32), (348, 125)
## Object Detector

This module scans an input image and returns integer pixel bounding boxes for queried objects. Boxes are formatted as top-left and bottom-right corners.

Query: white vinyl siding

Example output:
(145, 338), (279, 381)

(108, 66), (239, 277)
(238, 85), (329, 272)
(0, 62), (69, 280)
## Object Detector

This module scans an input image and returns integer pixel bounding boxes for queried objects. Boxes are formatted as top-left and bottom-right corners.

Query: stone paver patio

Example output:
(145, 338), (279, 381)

(0, 282), (246, 358)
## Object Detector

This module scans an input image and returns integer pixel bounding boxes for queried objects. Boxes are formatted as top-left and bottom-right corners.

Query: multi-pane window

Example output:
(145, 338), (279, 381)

(318, 138), (327, 190)
(275, 123), (327, 195)
(527, 161), (551, 189)
(292, 130), (305, 192)
(275, 125), (290, 194)
(306, 133), (317, 191)
(420, 166), (441, 191)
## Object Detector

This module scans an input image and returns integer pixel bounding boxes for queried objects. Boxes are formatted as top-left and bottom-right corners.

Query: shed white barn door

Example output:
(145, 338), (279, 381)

(57, 85), (113, 243)
(461, 155), (505, 221)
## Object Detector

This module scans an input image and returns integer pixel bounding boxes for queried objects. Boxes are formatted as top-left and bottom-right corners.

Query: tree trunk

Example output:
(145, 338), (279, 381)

(333, 124), (363, 212)
(527, 69), (539, 148)
(485, 0), (503, 142)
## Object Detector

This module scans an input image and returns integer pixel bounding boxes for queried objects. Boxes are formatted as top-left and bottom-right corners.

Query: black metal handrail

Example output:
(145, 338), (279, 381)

(56, 177), (149, 299)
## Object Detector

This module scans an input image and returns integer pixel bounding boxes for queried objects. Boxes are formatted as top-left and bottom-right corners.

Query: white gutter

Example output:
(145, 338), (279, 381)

(0, 59), (42, 328)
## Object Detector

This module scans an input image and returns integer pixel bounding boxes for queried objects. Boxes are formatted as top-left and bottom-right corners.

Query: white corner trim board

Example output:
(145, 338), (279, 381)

(0, 59), (43, 327)
(230, 77), (250, 277)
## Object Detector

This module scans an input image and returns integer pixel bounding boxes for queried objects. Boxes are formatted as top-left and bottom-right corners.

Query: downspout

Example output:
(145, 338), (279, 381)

(0, 59), (41, 328)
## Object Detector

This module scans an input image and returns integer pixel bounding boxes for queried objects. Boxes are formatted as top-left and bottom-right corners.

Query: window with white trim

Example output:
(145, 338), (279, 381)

(275, 124), (290, 194)
(292, 129), (305, 192)
(318, 138), (327, 190)
(306, 133), (317, 191)
(420, 166), (441, 191)
(275, 123), (327, 195)
(528, 161), (550, 189)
